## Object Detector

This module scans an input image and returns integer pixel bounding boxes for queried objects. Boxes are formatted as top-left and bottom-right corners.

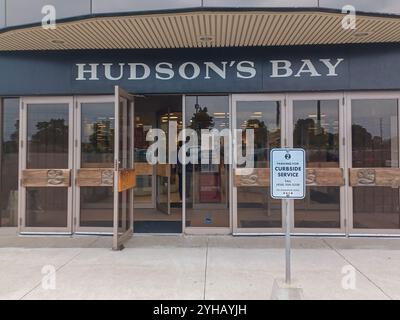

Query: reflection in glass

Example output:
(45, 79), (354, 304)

(353, 187), (400, 229)
(27, 104), (69, 169)
(26, 187), (68, 227)
(25, 103), (70, 229)
(0, 99), (19, 227)
(352, 100), (398, 168)
(134, 110), (154, 205)
(352, 99), (400, 230)
(238, 187), (282, 228)
(117, 97), (133, 235)
(80, 187), (113, 227)
(293, 100), (341, 229)
(81, 103), (114, 168)
(185, 96), (230, 228)
(236, 101), (282, 228)
(294, 100), (339, 167)
(295, 187), (340, 228)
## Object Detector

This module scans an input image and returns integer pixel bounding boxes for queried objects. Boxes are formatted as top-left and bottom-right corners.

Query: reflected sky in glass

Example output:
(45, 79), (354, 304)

(1, 0), (400, 28)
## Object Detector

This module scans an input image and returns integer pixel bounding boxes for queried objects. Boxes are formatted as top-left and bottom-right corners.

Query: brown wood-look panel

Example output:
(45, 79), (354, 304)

(156, 164), (170, 177)
(77, 168), (114, 187)
(118, 169), (136, 192)
(306, 168), (344, 186)
(22, 169), (71, 187)
(234, 168), (269, 187)
(349, 168), (400, 187)
(234, 168), (344, 187)
(135, 163), (153, 175)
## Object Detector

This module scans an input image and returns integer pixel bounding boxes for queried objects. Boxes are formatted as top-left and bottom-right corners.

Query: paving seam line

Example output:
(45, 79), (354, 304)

(18, 248), (85, 300)
(322, 238), (393, 300)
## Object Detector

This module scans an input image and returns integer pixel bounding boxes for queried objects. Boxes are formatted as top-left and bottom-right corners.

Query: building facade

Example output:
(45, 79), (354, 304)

(1, 1), (400, 245)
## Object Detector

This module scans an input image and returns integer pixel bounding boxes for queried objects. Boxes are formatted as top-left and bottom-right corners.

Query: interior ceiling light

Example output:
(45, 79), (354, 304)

(50, 39), (65, 44)
(353, 31), (373, 38)
(199, 35), (214, 42)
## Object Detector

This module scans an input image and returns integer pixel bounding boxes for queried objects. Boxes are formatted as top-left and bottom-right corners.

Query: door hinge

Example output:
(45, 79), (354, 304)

(75, 139), (78, 148)
(342, 137), (345, 146)
(20, 178), (22, 187)
(344, 219), (347, 228)
(19, 217), (22, 226)
(74, 217), (77, 226)
(20, 140), (23, 148)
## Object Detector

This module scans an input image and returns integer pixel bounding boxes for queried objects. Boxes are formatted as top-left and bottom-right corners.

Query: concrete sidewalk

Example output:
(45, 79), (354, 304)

(0, 230), (400, 300)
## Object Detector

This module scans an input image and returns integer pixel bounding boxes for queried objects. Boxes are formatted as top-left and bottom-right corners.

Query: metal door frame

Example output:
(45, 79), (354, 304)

(113, 86), (135, 250)
(346, 91), (400, 236)
(287, 92), (346, 236)
(73, 95), (115, 234)
(18, 96), (74, 234)
(183, 94), (232, 235)
(231, 93), (287, 235)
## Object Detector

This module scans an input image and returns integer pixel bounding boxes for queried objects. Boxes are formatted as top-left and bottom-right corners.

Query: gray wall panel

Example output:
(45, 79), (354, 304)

(5, 0), (91, 27)
(2, 0), (400, 29)
(320, 0), (400, 14)
(92, 0), (201, 14)
(203, 0), (317, 8)
(0, 0), (5, 28)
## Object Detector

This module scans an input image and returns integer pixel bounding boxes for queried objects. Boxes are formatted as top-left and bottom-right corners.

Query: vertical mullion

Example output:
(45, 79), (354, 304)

(74, 98), (80, 233)
(229, 94), (233, 233)
(397, 95), (400, 233)
(131, 98), (135, 233)
(231, 94), (237, 233)
(346, 93), (353, 235)
(340, 92), (347, 235)
(18, 98), (26, 232)
(0, 99), (3, 227)
(285, 93), (293, 232)
(182, 95), (186, 234)
(113, 87), (120, 250)
(68, 97), (74, 234)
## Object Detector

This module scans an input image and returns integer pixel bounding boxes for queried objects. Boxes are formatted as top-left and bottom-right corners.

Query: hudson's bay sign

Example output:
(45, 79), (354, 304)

(75, 58), (344, 81)
(0, 45), (400, 95)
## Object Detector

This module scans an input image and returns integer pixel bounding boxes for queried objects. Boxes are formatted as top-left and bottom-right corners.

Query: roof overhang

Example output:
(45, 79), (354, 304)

(1, 8), (400, 51)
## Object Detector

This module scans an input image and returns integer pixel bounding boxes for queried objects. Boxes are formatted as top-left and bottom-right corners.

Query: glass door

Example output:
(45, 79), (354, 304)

(232, 94), (285, 234)
(184, 96), (231, 232)
(75, 96), (115, 233)
(133, 96), (183, 234)
(19, 97), (73, 234)
(348, 93), (400, 235)
(288, 93), (346, 234)
(113, 86), (135, 250)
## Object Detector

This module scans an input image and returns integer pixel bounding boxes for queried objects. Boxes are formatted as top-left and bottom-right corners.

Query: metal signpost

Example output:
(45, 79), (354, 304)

(271, 148), (306, 285)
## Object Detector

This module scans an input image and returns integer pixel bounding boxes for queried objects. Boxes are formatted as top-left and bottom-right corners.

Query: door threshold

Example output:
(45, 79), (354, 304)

(19, 232), (73, 236)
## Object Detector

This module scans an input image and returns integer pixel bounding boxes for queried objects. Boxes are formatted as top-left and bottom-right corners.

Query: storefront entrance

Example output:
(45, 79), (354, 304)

(18, 87), (135, 249)
(233, 93), (345, 235)
(133, 95), (183, 233)
(233, 92), (400, 236)
(7, 92), (400, 237)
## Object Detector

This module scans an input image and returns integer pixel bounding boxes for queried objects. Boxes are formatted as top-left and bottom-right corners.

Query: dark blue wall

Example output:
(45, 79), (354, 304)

(0, 44), (399, 96)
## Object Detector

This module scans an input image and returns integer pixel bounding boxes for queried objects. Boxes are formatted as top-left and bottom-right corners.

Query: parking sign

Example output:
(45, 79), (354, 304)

(270, 148), (306, 200)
